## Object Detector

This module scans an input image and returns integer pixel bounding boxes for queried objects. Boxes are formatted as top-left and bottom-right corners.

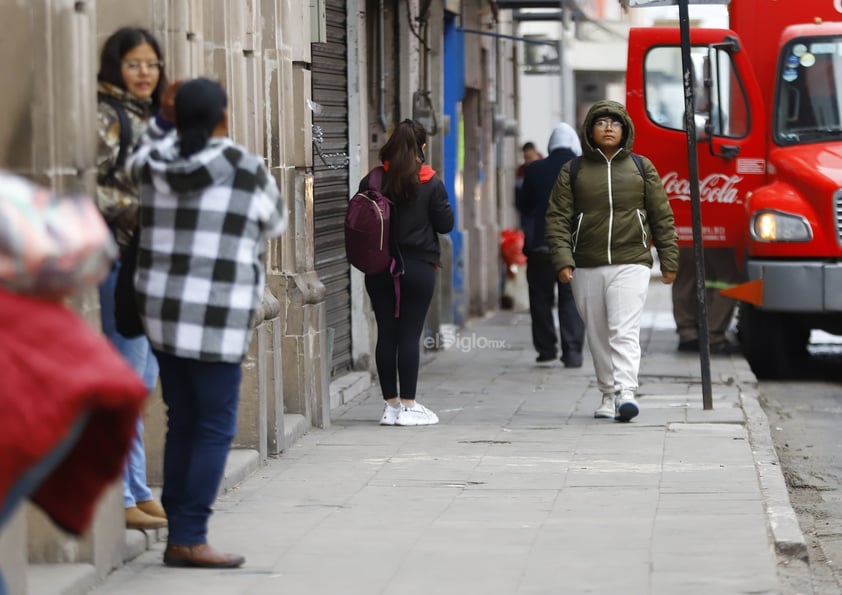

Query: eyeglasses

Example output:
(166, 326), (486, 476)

(594, 118), (623, 130)
(122, 60), (163, 73)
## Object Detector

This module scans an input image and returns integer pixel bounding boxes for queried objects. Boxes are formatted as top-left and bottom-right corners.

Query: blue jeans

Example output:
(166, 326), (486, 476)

(0, 413), (89, 595)
(99, 264), (158, 508)
(154, 351), (241, 545)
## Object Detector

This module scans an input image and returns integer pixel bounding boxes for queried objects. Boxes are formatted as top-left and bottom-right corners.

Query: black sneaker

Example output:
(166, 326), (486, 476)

(535, 353), (556, 364)
(677, 339), (699, 352)
(710, 341), (740, 356)
(561, 353), (583, 368)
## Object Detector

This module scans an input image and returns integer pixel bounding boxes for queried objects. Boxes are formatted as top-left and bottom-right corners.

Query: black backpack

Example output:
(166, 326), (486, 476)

(97, 94), (133, 185)
(114, 229), (144, 338)
(98, 94), (144, 337)
(568, 153), (647, 199)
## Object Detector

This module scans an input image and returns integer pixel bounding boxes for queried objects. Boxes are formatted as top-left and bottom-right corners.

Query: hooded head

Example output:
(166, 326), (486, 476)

(580, 100), (635, 159)
(547, 122), (582, 156)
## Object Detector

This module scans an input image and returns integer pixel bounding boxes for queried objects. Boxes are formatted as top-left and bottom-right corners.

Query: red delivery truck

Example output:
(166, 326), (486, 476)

(626, 0), (842, 378)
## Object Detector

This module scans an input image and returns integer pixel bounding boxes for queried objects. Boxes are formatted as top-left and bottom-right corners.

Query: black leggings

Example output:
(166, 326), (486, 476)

(365, 258), (436, 400)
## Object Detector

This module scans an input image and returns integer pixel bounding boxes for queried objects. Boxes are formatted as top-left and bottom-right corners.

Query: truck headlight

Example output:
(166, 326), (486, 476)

(751, 210), (812, 242)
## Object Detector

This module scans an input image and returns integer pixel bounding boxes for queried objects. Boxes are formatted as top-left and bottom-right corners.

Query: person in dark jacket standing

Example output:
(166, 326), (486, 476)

(515, 141), (543, 206)
(360, 119), (454, 427)
(517, 123), (585, 366)
(545, 100), (679, 422)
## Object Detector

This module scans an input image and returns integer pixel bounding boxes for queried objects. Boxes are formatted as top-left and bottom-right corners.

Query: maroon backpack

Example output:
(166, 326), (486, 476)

(344, 167), (393, 275)
(344, 167), (403, 316)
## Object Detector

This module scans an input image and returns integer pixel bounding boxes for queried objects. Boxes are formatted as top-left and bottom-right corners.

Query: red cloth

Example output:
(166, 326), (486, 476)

(0, 287), (147, 534)
(381, 161), (437, 183)
(501, 228), (527, 267)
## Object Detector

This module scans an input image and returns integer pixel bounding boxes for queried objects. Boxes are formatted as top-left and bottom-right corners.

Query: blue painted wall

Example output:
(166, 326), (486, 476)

(443, 14), (465, 325)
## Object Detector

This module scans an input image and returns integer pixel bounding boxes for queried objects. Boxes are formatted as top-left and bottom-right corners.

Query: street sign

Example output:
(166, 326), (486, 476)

(628, 0), (729, 5)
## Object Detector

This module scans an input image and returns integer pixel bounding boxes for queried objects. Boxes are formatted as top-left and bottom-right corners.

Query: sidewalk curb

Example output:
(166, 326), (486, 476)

(740, 387), (808, 562)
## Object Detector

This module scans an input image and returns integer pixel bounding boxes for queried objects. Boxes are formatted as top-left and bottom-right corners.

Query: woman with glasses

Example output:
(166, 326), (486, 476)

(95, 26), (168, 532)
(545, 100), (679, 422)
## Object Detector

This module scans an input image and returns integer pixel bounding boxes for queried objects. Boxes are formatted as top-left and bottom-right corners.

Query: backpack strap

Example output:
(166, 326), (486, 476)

(630, 153), (647, 200)
(368, 166), (385, 191)
(98, 94), (133, 185)
(367, 165), (402, 317)
(568, 156), (582, 191)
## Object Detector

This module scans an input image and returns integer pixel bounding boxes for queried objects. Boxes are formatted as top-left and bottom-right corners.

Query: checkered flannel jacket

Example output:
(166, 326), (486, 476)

(127, 132), (287, 363)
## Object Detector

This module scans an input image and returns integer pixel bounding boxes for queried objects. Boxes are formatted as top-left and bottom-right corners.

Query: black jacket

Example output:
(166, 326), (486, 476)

(358, 165), (453, 267)
(516, 147), (578, 252)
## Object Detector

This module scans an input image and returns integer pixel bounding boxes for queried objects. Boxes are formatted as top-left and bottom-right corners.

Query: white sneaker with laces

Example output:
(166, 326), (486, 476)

(395, 402), (439, 426)
(380, 403), (401, 426)
(615, 391), (640, 422)
(594, 393), (616, 419)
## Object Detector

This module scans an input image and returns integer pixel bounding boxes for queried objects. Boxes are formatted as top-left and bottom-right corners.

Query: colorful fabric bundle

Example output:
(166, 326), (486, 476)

(0, 172), (117, 296)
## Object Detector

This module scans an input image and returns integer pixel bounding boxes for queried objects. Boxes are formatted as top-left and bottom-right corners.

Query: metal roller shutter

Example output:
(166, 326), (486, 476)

(311, 0), (352, 377)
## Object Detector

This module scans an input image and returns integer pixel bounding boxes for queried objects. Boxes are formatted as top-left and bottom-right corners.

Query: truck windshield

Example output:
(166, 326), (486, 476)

(775, 36), (842, 145)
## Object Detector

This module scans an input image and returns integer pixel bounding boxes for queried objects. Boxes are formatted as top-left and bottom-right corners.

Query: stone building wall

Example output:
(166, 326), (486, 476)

(0, 1), (324, 592)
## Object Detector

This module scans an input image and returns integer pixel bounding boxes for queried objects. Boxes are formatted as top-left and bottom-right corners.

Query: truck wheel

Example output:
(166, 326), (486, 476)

(737, 303), (809, 379)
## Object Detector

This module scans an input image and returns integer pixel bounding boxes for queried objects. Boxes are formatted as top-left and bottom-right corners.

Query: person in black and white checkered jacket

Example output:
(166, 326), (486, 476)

(126, 78), (286, 570)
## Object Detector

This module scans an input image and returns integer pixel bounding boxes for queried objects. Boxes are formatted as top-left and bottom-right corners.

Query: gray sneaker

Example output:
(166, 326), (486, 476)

(615, 391), (639, 422)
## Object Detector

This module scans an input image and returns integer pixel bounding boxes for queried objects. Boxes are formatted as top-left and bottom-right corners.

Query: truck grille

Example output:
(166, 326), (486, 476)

(837, 190), (842, 248)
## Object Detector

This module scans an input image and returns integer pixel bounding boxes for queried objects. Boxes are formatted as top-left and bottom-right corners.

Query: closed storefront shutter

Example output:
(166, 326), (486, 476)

(311, 0), (352, 377)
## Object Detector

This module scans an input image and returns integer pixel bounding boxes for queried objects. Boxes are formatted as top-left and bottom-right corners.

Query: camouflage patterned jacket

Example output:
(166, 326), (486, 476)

(95, 82), (152, 249)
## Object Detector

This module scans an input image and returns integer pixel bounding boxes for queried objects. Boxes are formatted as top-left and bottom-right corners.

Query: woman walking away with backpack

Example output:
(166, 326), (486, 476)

(127, 78), (287, 568)
(361, 119), (453, 426)
(95, 26), (168, 532)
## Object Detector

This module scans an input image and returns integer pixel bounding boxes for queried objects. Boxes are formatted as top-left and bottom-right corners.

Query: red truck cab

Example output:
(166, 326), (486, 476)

(626, 3), (842, 378)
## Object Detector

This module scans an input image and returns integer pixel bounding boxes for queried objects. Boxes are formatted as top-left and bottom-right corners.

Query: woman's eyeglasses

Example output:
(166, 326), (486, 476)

(594, 118), (623, 130)
(122, 60), (163, 73)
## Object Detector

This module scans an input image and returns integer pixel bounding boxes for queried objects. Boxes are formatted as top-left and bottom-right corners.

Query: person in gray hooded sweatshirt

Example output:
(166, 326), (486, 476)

(127, 78), (287, 568)
(545, 100), (679, 422)
(517, 123), (585, 367)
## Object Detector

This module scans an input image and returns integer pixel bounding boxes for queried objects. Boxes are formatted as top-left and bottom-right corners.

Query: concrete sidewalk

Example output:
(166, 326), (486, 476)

(89, 281), (806, 595)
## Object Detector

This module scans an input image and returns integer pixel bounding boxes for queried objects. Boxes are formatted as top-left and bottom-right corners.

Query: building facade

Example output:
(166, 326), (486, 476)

(0, 1), (521, 592)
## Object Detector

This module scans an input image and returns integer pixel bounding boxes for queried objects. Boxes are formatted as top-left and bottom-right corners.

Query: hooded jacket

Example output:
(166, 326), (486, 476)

(545, 100), (679, 274)
(95, 83), (154, 249)
(127, 132), (287, 363)
(517, 122), (581, 252)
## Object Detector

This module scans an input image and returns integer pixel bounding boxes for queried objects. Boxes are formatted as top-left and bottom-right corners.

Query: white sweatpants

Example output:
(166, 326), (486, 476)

(571, 264), (651, 396)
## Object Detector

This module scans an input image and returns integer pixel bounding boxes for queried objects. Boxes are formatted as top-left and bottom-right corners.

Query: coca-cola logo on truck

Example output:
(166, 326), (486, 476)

(661, 172), (744, 204)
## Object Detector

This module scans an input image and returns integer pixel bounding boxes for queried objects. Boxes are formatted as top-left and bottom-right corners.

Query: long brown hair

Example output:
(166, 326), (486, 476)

(379, 119), (426, 205)
(97, 27), (167, 112)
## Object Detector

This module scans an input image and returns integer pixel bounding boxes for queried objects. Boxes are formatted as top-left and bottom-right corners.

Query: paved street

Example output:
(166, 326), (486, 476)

(90, 280), (803, 595)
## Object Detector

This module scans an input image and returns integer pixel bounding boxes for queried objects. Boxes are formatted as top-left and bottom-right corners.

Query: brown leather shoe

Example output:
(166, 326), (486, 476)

(163, 543), (245, 569)
(125, 507), (168, 530)
(136, 499), (167, 520)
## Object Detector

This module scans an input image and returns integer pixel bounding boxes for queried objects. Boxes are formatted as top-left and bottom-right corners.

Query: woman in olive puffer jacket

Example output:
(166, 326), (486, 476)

(545, 99), (679, 423)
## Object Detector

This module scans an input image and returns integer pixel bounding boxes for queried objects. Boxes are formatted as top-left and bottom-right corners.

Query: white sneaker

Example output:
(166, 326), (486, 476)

(594, 393), (616, 419)
(615, 391), (640, 422)
(380, 403), (401, 426)
(395, 402), (439, 426)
